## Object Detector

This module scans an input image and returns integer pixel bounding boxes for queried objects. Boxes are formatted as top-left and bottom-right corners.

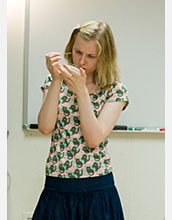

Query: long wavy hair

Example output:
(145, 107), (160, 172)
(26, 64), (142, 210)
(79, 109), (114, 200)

(64, 20), (120, 90)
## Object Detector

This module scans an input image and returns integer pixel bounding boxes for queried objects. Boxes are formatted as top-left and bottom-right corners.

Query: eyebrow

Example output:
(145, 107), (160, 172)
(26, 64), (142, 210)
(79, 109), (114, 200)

(74, 47), (97, 56)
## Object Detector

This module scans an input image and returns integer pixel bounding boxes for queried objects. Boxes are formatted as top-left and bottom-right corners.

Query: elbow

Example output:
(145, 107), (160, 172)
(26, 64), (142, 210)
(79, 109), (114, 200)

(40, 130), (51, 135)
(87, 140), (101, 149)
(87, 144), (97, 149)
(86, 132), (105, 149)
(38, 124), (52, 135)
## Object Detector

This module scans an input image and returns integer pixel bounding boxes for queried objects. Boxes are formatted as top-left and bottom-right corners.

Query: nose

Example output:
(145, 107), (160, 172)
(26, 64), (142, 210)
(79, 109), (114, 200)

(79, 55), (86, 66)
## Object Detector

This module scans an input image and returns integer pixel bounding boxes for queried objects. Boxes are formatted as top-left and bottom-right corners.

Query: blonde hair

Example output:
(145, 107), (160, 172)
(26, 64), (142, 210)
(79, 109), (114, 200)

(64, 20), (120, 90)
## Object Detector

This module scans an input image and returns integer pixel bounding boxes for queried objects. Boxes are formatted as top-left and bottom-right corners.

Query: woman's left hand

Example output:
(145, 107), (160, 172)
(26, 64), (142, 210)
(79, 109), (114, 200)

(58, 64), (87, 95)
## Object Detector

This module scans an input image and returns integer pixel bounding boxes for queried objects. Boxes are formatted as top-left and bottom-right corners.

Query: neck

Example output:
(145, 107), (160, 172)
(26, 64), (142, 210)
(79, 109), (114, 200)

(86, 76), (94, 84)
(85, 71), (95, 84)
(86, 81), (94, 85)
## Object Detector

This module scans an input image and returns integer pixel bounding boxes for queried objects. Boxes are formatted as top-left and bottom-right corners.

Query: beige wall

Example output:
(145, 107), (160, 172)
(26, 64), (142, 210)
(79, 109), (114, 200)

(7, 1), (165, 220)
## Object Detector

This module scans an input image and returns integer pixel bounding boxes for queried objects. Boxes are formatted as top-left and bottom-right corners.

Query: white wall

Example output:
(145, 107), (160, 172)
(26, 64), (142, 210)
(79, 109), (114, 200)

(7, 1), (165, 220)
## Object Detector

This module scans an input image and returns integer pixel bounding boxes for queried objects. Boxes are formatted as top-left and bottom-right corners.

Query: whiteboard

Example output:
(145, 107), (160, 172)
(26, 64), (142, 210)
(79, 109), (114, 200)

(23, 0), (165, 128)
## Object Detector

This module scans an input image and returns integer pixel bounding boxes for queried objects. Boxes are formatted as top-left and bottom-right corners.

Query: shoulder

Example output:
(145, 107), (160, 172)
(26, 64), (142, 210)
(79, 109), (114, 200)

(106, 81), (129, 110)
(110, 81), (128, 90)
(107, 81), (128, 96)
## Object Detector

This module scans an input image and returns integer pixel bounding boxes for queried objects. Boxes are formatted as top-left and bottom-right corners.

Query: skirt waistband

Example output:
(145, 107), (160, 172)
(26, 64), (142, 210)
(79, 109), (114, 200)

(45, 173), (115, 193)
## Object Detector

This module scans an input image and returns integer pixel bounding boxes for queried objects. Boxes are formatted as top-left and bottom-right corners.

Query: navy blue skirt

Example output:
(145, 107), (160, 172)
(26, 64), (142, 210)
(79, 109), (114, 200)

(32, 172), (124, 220)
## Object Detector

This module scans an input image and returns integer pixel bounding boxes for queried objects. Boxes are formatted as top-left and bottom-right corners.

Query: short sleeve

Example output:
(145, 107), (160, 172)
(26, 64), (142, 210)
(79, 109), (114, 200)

(40, 73), (52, 92)
(107, 82), (129, 111)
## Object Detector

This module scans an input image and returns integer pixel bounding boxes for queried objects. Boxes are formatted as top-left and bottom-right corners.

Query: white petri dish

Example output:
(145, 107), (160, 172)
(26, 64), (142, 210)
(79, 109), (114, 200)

(62, 64), (80, 74)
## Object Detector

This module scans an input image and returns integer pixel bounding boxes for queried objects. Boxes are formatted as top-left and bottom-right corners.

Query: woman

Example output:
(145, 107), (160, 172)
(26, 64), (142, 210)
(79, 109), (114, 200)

(32, 20), (129, 220)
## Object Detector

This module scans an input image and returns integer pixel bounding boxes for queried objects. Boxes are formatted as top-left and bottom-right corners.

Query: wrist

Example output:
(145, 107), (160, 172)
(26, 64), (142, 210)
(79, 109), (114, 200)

(51, 73), (62, 83)
(51, 78), (62, 85)
(50, 78), (62, 90)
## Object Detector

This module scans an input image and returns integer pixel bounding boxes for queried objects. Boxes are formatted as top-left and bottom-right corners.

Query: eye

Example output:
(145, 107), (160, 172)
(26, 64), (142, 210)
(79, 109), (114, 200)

(75, 50), (82, 54)
(88, 54), (97, 58)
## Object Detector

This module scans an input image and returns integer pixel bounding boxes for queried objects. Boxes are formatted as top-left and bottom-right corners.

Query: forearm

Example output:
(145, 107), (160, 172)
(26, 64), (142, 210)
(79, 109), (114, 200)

(38, 79), (62, 134)
(76, 89), (104, 148)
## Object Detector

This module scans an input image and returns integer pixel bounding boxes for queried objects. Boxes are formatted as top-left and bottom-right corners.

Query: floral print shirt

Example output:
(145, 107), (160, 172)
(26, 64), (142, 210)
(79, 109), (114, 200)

(41, 74), (129, 178)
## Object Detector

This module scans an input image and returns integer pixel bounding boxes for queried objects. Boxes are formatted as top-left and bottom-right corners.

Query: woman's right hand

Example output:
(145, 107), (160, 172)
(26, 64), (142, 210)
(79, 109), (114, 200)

(45, 52), (62, 81)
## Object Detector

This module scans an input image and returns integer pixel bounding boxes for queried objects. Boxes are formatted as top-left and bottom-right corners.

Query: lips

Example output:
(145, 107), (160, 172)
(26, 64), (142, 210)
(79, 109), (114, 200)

(80, 67), (86, 71)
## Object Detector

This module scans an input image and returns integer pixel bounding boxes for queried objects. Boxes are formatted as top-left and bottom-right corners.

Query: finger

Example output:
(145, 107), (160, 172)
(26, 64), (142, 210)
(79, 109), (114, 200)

(51, 62), (62, 74)
(46, 54), (61, 63)
(51, 62), (60, 69)
(46, 55), (61, 67)
(61, 71), (72, 79)
(45, 52), (61, 58)
(49, 56), (62, 64)
(59, 65), (72, 78)
(80, 68), (86, 78)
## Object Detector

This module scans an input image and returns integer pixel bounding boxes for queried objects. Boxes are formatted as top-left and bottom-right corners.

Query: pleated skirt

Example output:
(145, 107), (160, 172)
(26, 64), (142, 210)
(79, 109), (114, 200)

(32, 172), (124, 220)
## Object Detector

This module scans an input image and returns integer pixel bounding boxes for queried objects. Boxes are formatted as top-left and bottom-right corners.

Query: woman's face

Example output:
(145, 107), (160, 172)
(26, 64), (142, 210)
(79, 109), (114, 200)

(72, 35), (98, 76)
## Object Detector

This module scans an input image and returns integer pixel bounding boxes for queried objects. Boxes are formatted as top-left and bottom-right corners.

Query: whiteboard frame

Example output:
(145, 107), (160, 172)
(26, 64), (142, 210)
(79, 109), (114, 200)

(23, 0), (30, 127)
